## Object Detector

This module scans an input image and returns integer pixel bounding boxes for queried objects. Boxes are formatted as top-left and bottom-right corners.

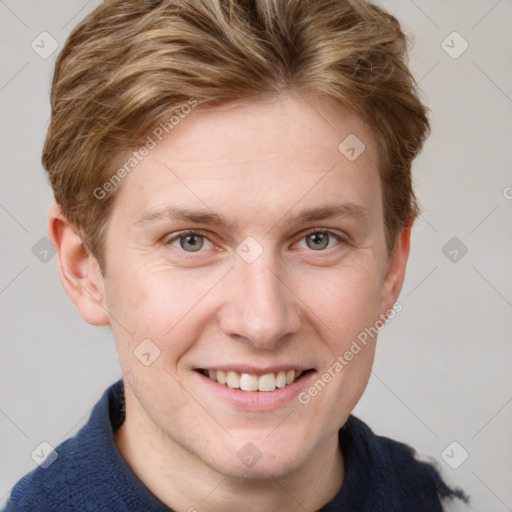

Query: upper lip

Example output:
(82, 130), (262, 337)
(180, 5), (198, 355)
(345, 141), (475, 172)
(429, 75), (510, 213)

(196, 365), (313, 376)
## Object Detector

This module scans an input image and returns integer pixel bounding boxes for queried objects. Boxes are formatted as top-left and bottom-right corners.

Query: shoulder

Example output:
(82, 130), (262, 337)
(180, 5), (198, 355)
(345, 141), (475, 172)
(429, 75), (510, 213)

(3, 382), (124, 512)
(3, 437), (82, 511)
(340, 416), (469, 511)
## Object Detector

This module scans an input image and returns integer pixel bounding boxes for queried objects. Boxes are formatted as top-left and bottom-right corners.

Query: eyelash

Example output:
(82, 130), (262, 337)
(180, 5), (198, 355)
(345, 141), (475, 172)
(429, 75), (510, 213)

(163, 228), (346, 254)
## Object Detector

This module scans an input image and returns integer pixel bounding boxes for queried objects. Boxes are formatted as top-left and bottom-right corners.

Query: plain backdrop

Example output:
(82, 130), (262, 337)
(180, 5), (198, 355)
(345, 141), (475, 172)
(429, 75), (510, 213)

(1, 0), (511, 510)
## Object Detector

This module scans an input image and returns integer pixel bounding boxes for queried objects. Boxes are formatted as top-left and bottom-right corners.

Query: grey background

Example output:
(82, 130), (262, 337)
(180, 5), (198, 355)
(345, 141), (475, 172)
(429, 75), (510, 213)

(1, 0), (511, 509)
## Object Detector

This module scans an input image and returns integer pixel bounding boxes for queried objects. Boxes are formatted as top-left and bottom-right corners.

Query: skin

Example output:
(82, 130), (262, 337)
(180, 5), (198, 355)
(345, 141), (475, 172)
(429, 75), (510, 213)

(48, 92), (411, 512)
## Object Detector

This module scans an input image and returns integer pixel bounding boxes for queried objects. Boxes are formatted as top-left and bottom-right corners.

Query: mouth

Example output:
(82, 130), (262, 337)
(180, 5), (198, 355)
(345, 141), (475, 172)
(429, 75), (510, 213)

(196, 368), (311, 392)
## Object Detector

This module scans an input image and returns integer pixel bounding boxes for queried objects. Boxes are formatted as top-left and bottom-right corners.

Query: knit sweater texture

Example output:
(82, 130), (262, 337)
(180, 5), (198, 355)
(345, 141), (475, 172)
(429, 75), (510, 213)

(4, 381), (466, 511)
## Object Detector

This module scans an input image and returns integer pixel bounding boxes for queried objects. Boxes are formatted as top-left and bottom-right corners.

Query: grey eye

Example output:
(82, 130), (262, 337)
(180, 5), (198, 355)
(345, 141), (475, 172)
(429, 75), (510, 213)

(179, 234), (204, 252)
(305, 232), (330, 250)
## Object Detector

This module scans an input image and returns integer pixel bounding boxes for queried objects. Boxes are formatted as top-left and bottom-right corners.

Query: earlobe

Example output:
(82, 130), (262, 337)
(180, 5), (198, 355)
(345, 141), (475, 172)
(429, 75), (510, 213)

(379, 223), (412, 317)
(47, 204), (110, 326)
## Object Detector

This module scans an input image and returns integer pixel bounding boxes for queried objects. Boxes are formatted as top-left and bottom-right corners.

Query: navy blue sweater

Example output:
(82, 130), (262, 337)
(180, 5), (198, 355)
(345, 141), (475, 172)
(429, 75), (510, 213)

(4, 381), (466, 511)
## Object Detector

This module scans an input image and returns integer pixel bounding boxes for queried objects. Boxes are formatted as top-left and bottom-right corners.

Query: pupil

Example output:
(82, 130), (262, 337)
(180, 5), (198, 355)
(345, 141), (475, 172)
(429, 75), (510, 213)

(181, 235), (203, 252)
(307, 233), (328, 250)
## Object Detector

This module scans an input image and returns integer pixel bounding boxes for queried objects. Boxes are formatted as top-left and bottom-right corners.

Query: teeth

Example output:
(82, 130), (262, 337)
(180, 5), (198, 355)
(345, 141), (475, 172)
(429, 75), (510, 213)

(240, 373), (258, 391)
(258, 373), (276, 392)
(217, 369), (227, 385)
(276, 370), (287, 388)
(203, 369), (305, 392)
(226, 371), (240, 389)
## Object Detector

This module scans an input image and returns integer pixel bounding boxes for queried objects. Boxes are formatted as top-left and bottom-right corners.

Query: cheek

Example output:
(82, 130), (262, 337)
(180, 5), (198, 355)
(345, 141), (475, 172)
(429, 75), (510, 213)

(293, 266), (382, 427)
(104, 262), (227, 357)
(296, 257), (385, 346)
(294, 258), (383, 409)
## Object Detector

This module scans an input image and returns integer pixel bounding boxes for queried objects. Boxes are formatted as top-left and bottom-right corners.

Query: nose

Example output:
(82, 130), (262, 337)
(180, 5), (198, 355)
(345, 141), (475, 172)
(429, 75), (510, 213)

(217, 256), (301, 350)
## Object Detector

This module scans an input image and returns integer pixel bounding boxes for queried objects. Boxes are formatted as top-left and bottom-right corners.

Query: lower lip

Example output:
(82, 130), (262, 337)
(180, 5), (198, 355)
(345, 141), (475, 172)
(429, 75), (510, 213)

(194, 371), (316, 411)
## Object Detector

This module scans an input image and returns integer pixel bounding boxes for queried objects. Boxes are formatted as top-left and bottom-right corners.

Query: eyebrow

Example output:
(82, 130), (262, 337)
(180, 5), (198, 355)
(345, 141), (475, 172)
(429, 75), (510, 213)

(285, 203), (369, 229)
(134, 206), (236, 229)
(134, 203), (369, 231)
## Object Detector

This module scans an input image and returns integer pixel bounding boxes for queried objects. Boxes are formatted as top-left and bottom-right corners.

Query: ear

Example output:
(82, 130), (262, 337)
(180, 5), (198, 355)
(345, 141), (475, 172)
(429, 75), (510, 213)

(47, 204), (110, 326)
(379, 221), (412, 316)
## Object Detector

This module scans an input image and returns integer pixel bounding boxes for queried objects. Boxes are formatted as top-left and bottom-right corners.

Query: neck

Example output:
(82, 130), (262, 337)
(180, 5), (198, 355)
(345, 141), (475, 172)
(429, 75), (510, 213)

(115, 388), (344, 512)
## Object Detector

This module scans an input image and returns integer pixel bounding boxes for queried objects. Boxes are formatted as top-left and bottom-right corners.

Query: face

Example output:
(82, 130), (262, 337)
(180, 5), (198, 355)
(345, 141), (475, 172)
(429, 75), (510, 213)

(87, 93), (406, 479)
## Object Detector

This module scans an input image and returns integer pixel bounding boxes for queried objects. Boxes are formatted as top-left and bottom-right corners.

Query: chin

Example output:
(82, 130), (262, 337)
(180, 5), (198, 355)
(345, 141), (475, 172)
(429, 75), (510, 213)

(200, 433), (311, 480)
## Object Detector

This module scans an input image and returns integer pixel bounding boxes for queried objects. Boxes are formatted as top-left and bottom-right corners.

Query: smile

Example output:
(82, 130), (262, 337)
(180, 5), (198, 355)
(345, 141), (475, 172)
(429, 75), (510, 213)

(198, 369), (306, 392)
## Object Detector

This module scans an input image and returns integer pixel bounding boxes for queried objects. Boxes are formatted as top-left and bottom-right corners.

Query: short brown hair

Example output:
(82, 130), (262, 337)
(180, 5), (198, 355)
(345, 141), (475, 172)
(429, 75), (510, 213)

(43, 0), (429, 270)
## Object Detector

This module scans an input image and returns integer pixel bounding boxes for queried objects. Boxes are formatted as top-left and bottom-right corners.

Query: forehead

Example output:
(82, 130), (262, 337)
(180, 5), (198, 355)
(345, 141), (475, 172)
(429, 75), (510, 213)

(111, 92), (382, 229)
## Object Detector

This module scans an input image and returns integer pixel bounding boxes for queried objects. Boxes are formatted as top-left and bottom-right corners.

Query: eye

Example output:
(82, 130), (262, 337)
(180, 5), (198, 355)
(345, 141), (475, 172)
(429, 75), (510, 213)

(296, 230), (342, 251)
(165, 231), (213, 253)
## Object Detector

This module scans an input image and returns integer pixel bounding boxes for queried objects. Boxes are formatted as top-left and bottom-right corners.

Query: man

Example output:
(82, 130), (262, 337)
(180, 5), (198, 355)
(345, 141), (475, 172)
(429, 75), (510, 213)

(5, 0), (467, 510)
